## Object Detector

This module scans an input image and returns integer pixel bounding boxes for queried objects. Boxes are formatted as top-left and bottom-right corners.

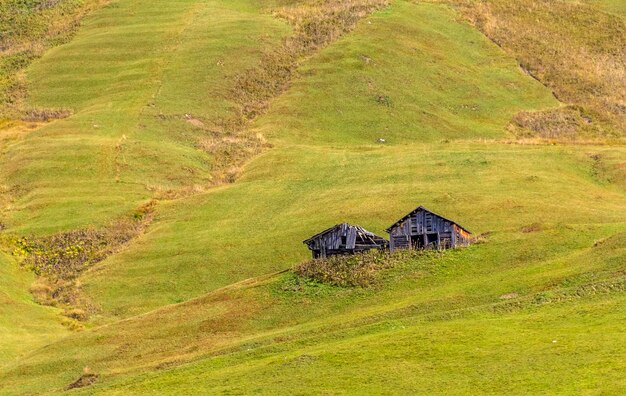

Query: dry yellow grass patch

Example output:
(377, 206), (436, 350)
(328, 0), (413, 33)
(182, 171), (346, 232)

(448, 0), (625, 140)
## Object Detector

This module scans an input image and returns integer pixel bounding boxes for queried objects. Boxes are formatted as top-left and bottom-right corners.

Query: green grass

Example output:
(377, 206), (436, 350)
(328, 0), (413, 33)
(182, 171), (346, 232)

(452, 0), (626, 139)
(0, 0), (289, 372)
(90, 295), (626, 395)
(0, 0), (624, 394)
(1, 227), (623, 393)
(83, 1), (563, 316)
(0, 252), (66, 364)
(84, 142), (626, 317)
(257, 2), (555, 145)
(0, 0), (109, 117)
(1, 0), (289, 234)
(586, 0), (626, 19)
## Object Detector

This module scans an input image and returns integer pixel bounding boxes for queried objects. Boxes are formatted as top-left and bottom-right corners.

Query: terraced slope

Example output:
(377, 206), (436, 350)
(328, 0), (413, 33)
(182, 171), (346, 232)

(84, 0), (559, 316)
(0, 0), (624, 394)
(1, 0), (289, 234)
(0, 0), (290, 375)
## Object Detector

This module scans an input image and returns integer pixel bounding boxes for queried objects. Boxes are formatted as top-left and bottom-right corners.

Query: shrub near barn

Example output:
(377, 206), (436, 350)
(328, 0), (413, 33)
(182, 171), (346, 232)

(294, 249), (434, 288)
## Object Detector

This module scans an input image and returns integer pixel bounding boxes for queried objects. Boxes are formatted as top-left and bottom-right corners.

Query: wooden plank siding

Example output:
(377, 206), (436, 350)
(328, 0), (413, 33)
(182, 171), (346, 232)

(386, 206), (471, 252)
(304, 223), (388, 259)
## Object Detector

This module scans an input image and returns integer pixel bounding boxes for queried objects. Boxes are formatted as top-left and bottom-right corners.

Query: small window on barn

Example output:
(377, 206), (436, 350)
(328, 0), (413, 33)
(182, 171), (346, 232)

(341, 236), (347, 245)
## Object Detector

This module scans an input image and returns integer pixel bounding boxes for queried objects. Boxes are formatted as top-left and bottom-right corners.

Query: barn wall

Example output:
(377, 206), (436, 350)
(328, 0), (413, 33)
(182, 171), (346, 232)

(389, 220), (410, 251)
(388, 209), (470, 251)
(453, 225), (472, 247)
(305, 224), (387, 258)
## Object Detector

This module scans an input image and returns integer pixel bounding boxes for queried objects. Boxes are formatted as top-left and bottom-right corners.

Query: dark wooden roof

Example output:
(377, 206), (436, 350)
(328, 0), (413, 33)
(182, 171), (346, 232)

(303, 223), (386, 245)
(385, 206), (471, 234)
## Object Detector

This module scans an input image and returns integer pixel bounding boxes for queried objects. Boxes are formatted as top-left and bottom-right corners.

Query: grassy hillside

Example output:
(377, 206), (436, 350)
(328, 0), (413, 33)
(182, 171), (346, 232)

(84, 141), (626, 316)
(256, 2), (557, 145)
(1, 0), (290, 235)
(2, 227), (624, 393)
(82, 0), (562, 317)
(452, 0), (625, 139)
(0, 0), (624, 394)
(89, 296), (626, 395)
(0, 252), (66, 363)
(0, 0), (109, 118)
(0, 0), (290, 374)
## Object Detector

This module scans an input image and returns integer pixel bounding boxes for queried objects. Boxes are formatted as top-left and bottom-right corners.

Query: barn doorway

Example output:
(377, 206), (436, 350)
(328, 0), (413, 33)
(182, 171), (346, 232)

(410, 235), (425, 249)
(411, 233), (440, 250)
(425, 233), (440, 249)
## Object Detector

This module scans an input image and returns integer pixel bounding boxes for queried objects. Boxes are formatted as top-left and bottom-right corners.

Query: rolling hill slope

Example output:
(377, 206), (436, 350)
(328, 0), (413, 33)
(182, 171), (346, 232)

(0, 0), (624, 394)
(2, 0), (290, 234)
(0, 252), (65, 363)
(83, 0), (561, 316)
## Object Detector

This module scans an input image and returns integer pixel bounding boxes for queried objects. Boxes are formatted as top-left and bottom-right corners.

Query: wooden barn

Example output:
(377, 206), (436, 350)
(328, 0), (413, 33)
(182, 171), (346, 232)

(386, 206), (471, 252)
(303, 223), (388, 259)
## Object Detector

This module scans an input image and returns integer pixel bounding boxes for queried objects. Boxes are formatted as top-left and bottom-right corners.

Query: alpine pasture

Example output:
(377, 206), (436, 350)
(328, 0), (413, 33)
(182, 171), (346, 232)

(0, 0), (624, 394)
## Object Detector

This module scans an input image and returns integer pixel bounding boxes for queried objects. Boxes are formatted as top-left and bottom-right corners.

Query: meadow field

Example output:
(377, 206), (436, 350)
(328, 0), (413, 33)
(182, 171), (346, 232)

(0, 0), (624, 394)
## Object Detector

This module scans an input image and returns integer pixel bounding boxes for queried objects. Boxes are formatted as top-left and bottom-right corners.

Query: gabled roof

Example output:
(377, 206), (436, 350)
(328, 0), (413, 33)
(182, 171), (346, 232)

(303, 223), (386, 245)
(303, 223), (345, 244)
(385, 206), (471, 234)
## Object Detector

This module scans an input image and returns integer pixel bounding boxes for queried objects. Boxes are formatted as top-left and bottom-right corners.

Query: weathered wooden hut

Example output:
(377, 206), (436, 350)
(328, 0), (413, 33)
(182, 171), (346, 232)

(303, 223), (388, 259)
(386, 206), (471, 252)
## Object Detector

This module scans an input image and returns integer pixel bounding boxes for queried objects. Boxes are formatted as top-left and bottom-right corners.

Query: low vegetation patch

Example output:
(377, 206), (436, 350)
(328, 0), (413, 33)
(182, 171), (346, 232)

(520, 222), (542, 233)
(510, 106), (597, 140)
(6, 201), (155, 322)
(66, 368), (99, 390)
(586, 152), (626, 187)
(294, 250), (430, 288)
(21, 107), (72, 122)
